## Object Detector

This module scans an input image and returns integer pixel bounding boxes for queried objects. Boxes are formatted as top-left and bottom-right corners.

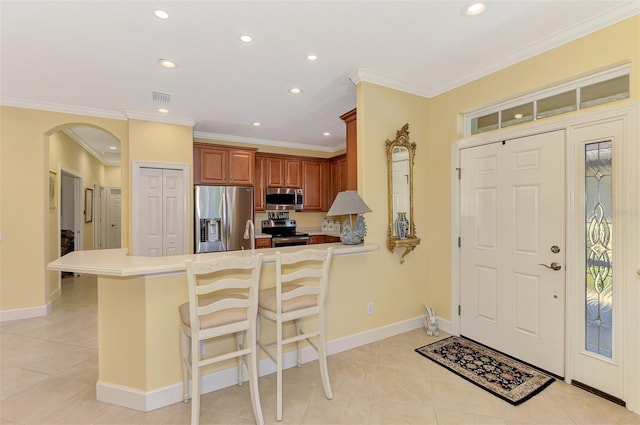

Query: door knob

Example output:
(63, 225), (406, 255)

(539, 262), (562, 271)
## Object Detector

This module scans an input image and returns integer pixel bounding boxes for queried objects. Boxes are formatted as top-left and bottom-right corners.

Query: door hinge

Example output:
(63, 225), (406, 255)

(458, 305), (461, 316)
(458, 237), (461, 247)
(456, 167), (461, 179)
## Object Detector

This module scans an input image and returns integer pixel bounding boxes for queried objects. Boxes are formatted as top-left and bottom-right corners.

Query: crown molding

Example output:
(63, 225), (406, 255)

(0, 97), (127, 120)
(124, 111), (196, 127)
(0, 97), (197, 128)
(429, 2), (640, 97)
(350, 69), (430, 98)
(352, 3), (639, 99)
(193, 131), (345, 154)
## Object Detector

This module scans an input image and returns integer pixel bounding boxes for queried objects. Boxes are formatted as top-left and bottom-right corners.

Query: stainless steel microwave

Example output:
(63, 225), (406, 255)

(265, 187), (303, 211)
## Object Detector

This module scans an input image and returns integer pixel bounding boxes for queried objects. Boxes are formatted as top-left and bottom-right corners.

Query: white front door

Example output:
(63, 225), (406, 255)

(460, 130), (566, 376)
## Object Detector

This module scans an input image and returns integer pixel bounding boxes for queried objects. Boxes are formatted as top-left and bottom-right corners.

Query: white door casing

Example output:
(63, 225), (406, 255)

(460, 130), (566, 377)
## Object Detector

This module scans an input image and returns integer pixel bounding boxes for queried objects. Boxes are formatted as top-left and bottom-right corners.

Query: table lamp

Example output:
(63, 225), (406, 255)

(326, 190), (372, 244)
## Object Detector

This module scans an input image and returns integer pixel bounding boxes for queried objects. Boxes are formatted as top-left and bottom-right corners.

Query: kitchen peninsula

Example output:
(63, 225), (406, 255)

(47, 243), (378, 412)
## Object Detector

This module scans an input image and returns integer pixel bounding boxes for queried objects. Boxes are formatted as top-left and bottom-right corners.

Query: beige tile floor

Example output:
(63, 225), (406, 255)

(2, 275), (640, 425)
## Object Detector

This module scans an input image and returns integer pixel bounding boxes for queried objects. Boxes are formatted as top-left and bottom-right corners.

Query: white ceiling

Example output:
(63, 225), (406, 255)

(1, 1), (638, 162)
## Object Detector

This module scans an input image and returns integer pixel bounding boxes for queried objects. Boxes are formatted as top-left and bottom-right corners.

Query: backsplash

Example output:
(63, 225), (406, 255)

(255, 211), (326, 229)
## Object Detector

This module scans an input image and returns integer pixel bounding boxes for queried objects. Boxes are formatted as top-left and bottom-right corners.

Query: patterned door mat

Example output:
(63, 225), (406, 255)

(415, 336), (555, 405)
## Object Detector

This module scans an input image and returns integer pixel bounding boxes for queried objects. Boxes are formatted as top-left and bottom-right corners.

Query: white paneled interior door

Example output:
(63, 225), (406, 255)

(460, 130), (566, 376)
(107, 188), (121, 249)
(137, 167), (186, 256)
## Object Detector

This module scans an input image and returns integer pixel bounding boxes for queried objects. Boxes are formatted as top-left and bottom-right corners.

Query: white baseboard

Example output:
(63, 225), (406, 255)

(0, 302), (51, 322)
(97, 314), (428, 412)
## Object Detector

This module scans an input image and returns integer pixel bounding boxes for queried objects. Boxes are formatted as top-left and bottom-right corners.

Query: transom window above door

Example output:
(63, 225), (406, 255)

(465, 65), (630, 136)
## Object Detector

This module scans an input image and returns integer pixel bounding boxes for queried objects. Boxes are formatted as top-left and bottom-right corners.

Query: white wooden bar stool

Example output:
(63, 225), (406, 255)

(257, 247), (334, 421)
(179, 254), (264, 425)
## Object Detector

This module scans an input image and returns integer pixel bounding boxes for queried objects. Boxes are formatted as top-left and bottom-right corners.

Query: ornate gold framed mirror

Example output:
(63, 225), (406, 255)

(385, 124), (420, 263)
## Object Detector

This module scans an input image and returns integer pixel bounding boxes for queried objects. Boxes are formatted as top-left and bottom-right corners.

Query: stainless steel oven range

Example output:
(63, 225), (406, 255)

(261, 217), (309, 247)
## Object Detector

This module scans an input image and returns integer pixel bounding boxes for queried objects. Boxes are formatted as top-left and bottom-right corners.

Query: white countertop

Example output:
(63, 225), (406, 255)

(47, 244), (379, 278)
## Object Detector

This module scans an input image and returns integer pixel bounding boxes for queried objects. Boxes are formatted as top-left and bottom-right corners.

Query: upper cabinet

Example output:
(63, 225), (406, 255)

(302, 159), (330, 211)
(329, 154), (347, 204)
(254, 155), (267, 211)
(194, 143), (256, 185)
(340, 108), (357, 190)
(255, 153), (330, 212)
(265, 156), (301, 188)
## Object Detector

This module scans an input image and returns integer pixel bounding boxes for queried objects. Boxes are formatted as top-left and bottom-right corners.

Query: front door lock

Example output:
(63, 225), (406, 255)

(539, 262), (562, 271)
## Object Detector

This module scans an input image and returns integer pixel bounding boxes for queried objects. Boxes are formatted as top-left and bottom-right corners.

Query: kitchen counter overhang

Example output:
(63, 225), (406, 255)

(47, 243), (379, 277)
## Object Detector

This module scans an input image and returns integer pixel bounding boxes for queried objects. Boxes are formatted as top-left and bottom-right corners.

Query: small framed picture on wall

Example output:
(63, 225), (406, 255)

(49, 171), (56, 209)
(85, 188), (93, 222)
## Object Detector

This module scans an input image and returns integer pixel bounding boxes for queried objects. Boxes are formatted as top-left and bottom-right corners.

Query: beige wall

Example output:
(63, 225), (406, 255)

(0, 107), (128, 311)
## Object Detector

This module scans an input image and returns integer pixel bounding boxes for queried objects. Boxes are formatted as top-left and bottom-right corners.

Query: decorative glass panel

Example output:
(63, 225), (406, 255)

(584, 141), (613, 358)
(501, 102), (534, 128)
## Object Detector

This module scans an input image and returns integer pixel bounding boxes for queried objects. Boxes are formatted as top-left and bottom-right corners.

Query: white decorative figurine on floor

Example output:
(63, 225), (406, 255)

(424, 304), (439, 336)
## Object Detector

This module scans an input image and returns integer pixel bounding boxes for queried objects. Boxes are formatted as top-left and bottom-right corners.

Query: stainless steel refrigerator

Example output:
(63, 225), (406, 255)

(194, 185), (254, 253)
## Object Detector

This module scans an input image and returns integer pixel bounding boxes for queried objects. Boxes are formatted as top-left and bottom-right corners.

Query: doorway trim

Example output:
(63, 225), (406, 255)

(451, 100), (639, 413)
(58, 166), (84, 290)
(131, 161), (190, 256)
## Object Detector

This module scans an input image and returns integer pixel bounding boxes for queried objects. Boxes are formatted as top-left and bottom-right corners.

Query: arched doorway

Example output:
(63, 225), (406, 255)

(47, 124), (121, 300)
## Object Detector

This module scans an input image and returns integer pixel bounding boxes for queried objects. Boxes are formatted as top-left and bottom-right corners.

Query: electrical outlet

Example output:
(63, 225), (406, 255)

(367, 302), (374, 315)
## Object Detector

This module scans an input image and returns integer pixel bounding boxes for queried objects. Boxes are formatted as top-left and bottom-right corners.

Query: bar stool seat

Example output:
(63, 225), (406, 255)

(257, 247), (334, 421)
(180, 254), (264, 425)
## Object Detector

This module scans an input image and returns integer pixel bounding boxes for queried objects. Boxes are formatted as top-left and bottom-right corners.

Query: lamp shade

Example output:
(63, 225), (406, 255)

(326, 191), (372, 216)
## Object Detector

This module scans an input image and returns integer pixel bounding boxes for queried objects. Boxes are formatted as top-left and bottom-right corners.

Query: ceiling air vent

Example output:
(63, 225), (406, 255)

(152, 90), (172, 105)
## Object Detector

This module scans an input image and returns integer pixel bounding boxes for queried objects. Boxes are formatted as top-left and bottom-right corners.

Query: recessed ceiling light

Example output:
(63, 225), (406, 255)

(307, 54), (318, 61)
(514, 113), (523, 119)
(288, 88), (303, 94)
(158, 59), (177, 69)
(465, 2), (486, 16)
(109, 146), (118, 150)
(154, 9), (169, 19)
(158, 108), (169, 113)
(240, 34), (252, 43)
(252, 122), (261, 126)
(323, 132), (330, 136)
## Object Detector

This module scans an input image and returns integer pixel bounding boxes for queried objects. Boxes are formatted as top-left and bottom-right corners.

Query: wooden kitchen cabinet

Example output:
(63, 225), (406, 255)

(330, 153), (347, 205)
(309, 235), (326, 245)
(254, 155), (267, 212)
(255, 237), (271, 249)
(325, 235), (341, 243)
(302, 159), (329, 211)
(194, 143), (256, 185)
(264, 156), (301, 188)
(340, 108), (357, 190)
(254, 153), (332, 212)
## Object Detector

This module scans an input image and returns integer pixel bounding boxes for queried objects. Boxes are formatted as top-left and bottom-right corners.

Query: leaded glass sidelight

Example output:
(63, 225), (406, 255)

(584, 141), (613, 358)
